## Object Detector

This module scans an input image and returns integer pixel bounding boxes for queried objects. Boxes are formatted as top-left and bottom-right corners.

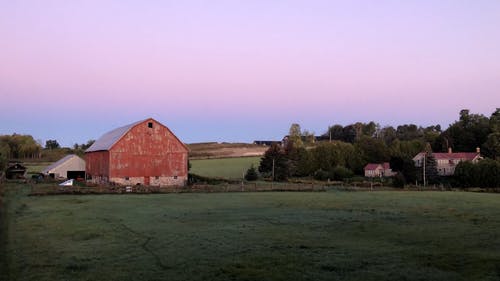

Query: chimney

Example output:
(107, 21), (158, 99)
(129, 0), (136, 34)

(476, 147), (480, 153)
(448, 147), (452, 154)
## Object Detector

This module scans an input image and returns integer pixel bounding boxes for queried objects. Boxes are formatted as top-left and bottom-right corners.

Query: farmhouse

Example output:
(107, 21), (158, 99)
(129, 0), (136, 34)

(42, 154), (85, 179)
(413, 148), (482, 176)
(85, 118), (188, 186)
(364, 162), (395, 177)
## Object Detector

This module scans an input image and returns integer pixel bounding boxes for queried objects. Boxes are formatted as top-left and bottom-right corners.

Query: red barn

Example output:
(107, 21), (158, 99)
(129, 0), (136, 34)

(85, 118), (188, 186)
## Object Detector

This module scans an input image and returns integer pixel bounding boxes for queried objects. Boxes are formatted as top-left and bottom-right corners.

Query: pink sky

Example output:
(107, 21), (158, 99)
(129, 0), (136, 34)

(1, 0), (499, 146)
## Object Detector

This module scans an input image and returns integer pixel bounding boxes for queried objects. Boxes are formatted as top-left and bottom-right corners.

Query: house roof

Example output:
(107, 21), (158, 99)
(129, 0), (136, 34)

(364, 163), (382, 171)
(86, 120), (145, 152)
(433, 152), (480, 161)
(41, 154), (83, 174)
(414, 152), (480, 161)
(86, 118), (189, 153)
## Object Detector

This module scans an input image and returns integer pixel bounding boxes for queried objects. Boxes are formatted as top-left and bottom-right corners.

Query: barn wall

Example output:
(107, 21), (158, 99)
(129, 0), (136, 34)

(85, 151), (109, 183)
(109, 119), (188, 186)
(110, 176), (187, 186)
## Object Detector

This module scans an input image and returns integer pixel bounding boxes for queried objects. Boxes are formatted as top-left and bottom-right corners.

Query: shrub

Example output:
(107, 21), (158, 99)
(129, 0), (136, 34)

(392, 173), (406, 188)
(331, 166), (354, 180)
(244, 165), (259, 181)
(314, 169), (330, 181)
(188, 173), (238, 185)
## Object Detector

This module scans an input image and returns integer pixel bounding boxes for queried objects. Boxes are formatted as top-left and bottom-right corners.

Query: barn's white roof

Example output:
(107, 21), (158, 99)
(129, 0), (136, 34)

(86, 120), (145, 152)
(42, 154), (84, 174)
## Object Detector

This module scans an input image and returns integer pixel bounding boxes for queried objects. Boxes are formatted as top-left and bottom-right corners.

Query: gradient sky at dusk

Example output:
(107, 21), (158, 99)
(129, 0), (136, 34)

(1, 0), (499, 146)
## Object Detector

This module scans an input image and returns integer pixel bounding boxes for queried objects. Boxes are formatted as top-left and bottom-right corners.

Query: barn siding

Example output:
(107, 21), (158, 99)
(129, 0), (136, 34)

(85, 151), (110, 183)
(109, 120), (187, 179)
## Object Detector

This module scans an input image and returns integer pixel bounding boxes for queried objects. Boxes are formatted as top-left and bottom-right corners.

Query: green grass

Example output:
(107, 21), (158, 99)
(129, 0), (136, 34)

(190, 157), (261, 179)
(23, 162), (53, 174)
(2, 183), (500, 281)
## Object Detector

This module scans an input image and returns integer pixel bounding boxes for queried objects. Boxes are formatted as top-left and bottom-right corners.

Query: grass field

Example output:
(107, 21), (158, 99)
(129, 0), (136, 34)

(2, 183), (500, 281)
(190, 157), (261, 179)
(24, 163), (52, 174)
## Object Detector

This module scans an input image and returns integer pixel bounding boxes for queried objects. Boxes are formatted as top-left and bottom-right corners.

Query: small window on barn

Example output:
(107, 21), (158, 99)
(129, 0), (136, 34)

(148, 122), (153, 128)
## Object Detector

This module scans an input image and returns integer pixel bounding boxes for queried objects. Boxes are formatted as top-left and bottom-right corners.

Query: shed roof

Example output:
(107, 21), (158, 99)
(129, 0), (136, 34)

(41, 154), (83, 174)
(85, 120), (144, 152)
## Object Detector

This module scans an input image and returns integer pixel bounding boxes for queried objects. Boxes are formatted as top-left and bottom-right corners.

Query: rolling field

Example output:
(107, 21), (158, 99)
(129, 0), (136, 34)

(2, 183), (500, 281)
(190, 157), (261, 179)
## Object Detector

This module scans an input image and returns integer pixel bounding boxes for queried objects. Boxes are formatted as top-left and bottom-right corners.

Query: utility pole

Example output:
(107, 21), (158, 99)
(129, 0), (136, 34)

(272, 158), (275, 181)
(423, 153), (426, 187)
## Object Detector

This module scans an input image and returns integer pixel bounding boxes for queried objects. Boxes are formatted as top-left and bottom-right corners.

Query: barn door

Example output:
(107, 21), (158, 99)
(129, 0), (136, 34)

(144, 176), (150, 186)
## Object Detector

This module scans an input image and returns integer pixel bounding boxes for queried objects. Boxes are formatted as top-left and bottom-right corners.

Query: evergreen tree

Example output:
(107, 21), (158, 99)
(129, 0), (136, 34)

(259, 144), (289, 181)
(245, 164), (259, 181)
(424, 152), (439, 185)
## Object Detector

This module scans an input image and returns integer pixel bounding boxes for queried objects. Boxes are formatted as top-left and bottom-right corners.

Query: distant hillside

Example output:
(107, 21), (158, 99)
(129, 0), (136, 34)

(187, 142), (267, 159)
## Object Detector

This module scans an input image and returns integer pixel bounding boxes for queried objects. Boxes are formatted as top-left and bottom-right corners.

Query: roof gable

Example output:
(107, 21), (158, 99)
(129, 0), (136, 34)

(86, 120), (144, 152)
(42, 154), (84, 173)
(86, 118), (188, 153)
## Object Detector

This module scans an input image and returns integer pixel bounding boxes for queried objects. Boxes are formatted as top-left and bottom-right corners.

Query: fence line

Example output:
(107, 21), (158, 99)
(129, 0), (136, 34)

(29, 182), (331, 196)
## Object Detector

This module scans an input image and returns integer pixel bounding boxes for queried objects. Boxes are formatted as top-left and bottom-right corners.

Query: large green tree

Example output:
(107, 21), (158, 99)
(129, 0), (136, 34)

(259, 144), (289, 181)
(355, 136), (390, 164)
(442, 109), (491, 153)
(390, 156), (417, 184)
(45, 139), (60, 150)
(0, 134), (41, 159)
(288, 123), (303, 148)
(454, 159), (500, 188)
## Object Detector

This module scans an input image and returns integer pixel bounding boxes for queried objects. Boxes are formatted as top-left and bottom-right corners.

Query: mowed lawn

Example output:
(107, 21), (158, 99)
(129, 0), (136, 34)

(190, 157), (261, 179)
(2, 184), (500, 281)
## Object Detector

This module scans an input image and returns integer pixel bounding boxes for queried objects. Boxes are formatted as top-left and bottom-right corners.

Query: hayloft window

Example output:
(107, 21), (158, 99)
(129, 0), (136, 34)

(148, 122), (153, 128)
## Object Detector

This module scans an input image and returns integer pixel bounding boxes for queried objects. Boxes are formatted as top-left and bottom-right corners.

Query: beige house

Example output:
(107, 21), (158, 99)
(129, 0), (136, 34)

(364, 162), (395, 177)
(413, 148), (482, 176)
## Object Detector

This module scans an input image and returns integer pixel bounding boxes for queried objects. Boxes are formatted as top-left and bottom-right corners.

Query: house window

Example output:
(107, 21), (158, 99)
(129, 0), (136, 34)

(174, 176), (178, 179)
(155, 176), (159, 180)
(148, 122), (153, 128)
(125, 177), (129, 180)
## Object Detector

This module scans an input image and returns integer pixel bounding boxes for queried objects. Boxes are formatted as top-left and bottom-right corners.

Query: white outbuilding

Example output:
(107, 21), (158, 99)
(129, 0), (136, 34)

(42, 154), (86, 179)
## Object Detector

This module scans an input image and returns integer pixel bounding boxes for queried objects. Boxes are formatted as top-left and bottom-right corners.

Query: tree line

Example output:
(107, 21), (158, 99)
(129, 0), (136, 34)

(0, 135), (95, 173)
(256, 109), (500, 187)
